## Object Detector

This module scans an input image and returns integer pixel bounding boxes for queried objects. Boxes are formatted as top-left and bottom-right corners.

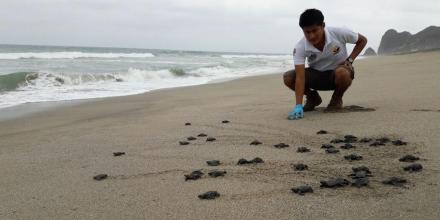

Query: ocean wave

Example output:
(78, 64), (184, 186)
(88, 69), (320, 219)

(0, 68), (198, 92)
(221, 54), (292, 59)
(0, 52), (155, 59)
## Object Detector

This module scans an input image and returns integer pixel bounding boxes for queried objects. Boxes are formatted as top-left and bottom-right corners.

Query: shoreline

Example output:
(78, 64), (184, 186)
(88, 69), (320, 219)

(0, 72), (283, 122)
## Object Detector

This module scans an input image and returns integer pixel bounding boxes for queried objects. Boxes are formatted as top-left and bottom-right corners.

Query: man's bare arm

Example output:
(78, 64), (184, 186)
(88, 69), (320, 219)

(349, 34), (368, 60)
(294, 64), (306, 105)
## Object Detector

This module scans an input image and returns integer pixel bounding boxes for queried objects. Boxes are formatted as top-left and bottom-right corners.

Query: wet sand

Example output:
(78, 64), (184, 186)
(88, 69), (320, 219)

(1, 51), (440, 219)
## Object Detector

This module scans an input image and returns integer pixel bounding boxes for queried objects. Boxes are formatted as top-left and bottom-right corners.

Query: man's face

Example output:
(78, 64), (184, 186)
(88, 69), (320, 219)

(302, 24), (325, 45)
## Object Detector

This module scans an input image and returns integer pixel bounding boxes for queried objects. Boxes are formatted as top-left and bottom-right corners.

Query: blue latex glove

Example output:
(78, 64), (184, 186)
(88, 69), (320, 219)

(288, 104), (304, 120)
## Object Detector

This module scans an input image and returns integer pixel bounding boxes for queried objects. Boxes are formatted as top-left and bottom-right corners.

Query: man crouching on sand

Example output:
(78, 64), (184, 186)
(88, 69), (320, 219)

(284, 9), (367, 120)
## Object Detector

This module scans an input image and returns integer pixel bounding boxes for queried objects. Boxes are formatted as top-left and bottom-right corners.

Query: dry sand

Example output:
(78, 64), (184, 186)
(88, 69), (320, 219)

(1, 51), (440, 220)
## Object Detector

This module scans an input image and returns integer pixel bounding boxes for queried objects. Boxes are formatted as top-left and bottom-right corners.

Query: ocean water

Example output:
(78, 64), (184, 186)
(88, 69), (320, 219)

(0, 44), (293, 109)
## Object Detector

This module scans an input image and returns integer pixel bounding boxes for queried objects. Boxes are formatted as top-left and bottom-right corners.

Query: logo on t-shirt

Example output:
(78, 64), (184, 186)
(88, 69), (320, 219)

(332, 46), (341, 55)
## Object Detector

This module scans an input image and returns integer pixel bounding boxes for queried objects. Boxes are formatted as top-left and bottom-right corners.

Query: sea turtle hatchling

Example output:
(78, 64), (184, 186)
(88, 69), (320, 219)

(198, 191), (220, 200)
(274, 143), (289, 149)
(208, 170), (227, 177)
(179, 141), (190, 146)
(403, 163), (423, 172)
(184, 170), (204, 181)
(93, 174), (108, 181)
(392, 140), (408, 146)
(297, 147), (311, 153)
(321, 144), (335, 149)
(399, 155), (420, 162)
(206, 137), (216, 142)
(292, 163), (308, 171)
(187, 136), (197, 141)
(352, 178), (369, 188)
(291, 186), (313, 195)
(340, 143), (355, 150)
(317, 130), (328, 134)
(352, 166), (371, 174)
(250, 140), (263, 145)
(237, 157), (264, 165)
(206, 160), (221, 166)
(330, 139), (344, 144)
(359, 138), (372, 143)
(326, 148), (340, 154)
(343, 135), (358, 143)
(344, 154), (363, 161)
(113, 152), (125, 157)
(320, 178), (350, 188)
(382, 177), (407, 187)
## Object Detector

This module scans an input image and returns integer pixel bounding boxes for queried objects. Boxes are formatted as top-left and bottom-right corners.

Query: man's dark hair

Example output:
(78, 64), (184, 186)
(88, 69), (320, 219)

(299, 9), (324, 28)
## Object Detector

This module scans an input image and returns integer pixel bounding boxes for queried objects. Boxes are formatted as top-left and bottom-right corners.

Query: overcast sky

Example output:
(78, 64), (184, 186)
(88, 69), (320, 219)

(1, 0), (439, 53)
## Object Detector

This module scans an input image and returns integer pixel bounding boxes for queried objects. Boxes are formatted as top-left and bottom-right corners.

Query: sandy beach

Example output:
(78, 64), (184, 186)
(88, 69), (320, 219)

(1, 51), (440, 219)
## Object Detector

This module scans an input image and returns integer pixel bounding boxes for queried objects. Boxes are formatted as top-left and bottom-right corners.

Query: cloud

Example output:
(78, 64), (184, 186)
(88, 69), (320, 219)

(0, 0), (439, 53)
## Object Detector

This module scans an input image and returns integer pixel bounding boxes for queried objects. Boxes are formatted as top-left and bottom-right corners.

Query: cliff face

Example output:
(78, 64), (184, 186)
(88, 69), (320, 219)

(378, 26), (440, 55)
(363, 47), (377, 56)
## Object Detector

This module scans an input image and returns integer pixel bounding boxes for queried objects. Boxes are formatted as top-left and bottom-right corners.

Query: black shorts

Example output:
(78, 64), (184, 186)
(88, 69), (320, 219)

(283, 66), (354, 91)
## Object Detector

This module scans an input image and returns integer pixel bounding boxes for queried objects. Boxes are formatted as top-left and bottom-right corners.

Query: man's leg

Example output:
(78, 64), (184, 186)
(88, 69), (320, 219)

(326, 66), (353, 110)
(283, 69), (322, 111)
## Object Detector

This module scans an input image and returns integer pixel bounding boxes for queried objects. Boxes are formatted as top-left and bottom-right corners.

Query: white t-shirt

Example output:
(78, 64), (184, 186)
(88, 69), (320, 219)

(293, 26), (359, 71)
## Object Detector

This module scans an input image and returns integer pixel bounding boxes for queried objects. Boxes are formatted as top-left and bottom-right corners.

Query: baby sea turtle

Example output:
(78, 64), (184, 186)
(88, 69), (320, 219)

(392, 140), (407, 146)
(237, 157), (264, 165)
(113, 152), (125, 157)
(370, 141), (385, 147)
(297, 147), (311, 153)
(326, 148), (340, 154)
(321, 144), (335, 149)
(250, 157), (264, 163)
(198, 191), (220, 200)
(343, 135), (358, 143)
(206, 137), (216, 142)
(250, 140), (262, 145)
(185, 122), (191, 126)
(179, 141), (190, 146)
(359, 138), (372, 143)
(222, 120), (230, 124)
(330, 139), (344, 144)
(349, 170), (371, 179)
(352, 166), (371, 174)
(317, 130), (328, 134)
(292, 163), (308, 171)
(206, 160), (221, 166)
(376, 137), (390, 143)
(399, 155), (420, 162)
(344, 154), (363, 161)
(344, 135), (357, 139)
(184, 170), (204, 181)
(197, 133), (208, 137)
(320, 178), (350, 188)
(237, 158), (249, 165)
(208, 170), (227, 177)
(187, 136), (197, 141)
(93, 174), (108, 181)
(274, 143), (289, 149)
(382, 177), (407, 186)
(291, 186), (313, 195)
(403, 163), (423, 172)
(340, 143), (355, 150)
(352, 178), (369, 188)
